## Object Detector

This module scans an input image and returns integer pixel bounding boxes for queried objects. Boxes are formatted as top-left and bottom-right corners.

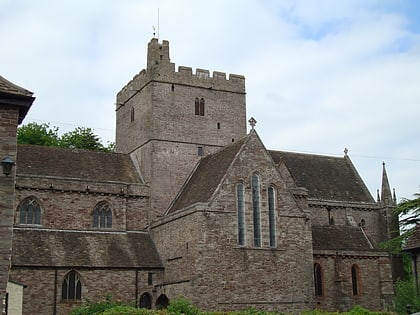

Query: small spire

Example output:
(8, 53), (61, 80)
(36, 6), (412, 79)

(381, 162), (393, 207)
(377, 189), (381, 203)
(248, 117), (257, 129)
(393, 188), (397, 204)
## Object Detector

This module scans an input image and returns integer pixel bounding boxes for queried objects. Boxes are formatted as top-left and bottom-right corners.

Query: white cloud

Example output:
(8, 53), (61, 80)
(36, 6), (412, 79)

(1, 0), (419, 199)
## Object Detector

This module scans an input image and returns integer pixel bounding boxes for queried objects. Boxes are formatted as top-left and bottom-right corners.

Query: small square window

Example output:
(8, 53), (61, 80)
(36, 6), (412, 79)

(198, 146), (204, 156)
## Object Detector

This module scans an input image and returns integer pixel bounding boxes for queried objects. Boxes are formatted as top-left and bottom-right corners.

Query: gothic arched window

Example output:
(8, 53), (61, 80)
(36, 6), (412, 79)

(195, 98), (200, 115)
(351, 265), (361, 295)
(195, 98), (205, 116)
(268, 186), (276, 247)
(199, 98), (205, 116)
(314, 263), (323, 297)
(19, 197), (42, 225)
(62, 270), (82, 300)
(251, 174), (261, 247)
(236, 183), (245, 246)
(92, 201), (112, 228)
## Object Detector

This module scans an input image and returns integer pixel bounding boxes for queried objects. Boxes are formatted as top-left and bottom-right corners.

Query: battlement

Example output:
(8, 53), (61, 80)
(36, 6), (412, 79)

(116, 39), (245, 108)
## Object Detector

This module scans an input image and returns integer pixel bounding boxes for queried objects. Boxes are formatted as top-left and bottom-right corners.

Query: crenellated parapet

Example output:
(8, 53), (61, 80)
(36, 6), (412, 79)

(116, 39), (245, 109)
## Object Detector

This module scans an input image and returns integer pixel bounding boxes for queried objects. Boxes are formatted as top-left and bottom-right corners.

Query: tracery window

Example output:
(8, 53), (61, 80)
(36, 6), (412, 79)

(268, 186), (276, 247)
(19, 197), (41, 225)
(314, 263), (323, 297)
(93, 201), (112, 228)
(236, 183), (245, 246)
(351, 265), (361, 295)
(194, 98), (205, 116)
(62, 271), (82, 300)
(251, 174), (261, 247)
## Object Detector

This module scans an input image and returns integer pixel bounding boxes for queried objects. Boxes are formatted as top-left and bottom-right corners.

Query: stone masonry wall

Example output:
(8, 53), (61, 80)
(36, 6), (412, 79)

(309, 204), (385, 247)
(313, 253), (393, 312)
(14, 178), (149, 230)
(10, 267), (164, 315)
(152, 132), (315, 313)
(0, 106), (19, 298)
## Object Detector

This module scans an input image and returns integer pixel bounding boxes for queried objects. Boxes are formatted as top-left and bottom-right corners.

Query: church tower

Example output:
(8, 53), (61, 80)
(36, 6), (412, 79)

(115, 38), (246, 221)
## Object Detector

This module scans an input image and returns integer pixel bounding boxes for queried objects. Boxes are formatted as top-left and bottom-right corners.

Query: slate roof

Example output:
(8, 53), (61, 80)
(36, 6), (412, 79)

(404, 225), (420, 251)
(12, 228), (163, 268)
(0, 75), (35, 123)
(0, 75), (33, 97)
(312, 225), (374, 251)
(167, 136), (248, 213)
(17, 144), (142, 183)
(269, 151), (374, 203)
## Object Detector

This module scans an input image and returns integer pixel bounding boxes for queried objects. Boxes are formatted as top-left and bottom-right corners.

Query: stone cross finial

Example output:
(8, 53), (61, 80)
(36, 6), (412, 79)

(248, 117), (257, 129)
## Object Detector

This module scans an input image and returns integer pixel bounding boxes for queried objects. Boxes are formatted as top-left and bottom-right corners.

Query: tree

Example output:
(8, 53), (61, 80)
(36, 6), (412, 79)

(17, 122), (60, 146)
(59, 127), (106, 151)
(17, 122), (114, 152)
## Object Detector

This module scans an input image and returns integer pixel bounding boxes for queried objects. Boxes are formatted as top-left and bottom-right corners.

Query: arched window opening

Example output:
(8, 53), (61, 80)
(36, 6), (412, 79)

(139, 292), (152, 309)
(351, 265), (361, 296)
(199, 98), (205, 116)
(62, 271), (82, 300)
(93, 201), (112, 228)
(194, 98), (200, 115)
(251, 174), (261, 247)
(236, 183), (245, 246)
(268, 186), (276, 247)
(19, 197), (41, 225)
(156, 294), (169, 309)
(130, 107), (135, 122)
(314, 263), (323, 297)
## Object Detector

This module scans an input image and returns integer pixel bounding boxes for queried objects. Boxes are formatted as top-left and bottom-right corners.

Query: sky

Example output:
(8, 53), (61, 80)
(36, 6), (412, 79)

(1, 0), (419, 202)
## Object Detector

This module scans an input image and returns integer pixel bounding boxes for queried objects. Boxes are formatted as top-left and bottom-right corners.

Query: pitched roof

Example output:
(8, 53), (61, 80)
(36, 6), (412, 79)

(404, 225), (420, 251)
(0, 75), (35, 123)
(12, 228), (163, 268)
(269, 151), (374, 203)
(17, 144), (142, 184)
(0, 75), (33, 97)
(167, 136), (248, 213)
(312, 225), (374, 251)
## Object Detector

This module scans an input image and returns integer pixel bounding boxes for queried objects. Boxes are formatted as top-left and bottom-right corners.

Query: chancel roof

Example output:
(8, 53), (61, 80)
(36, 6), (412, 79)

(269, 151), (374, 203)
(17, 144), (143, 184)
(312, 225), (374, 251)
(12, 228), (163, 268)
(167, 136), (248, 214)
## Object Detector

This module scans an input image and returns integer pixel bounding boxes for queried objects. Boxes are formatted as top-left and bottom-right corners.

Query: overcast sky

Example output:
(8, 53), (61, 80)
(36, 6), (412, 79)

(1, 0), (419, 201)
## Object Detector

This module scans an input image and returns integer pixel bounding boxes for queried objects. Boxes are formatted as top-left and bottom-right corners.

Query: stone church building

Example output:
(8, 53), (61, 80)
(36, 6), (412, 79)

(0, 38), (399, 315)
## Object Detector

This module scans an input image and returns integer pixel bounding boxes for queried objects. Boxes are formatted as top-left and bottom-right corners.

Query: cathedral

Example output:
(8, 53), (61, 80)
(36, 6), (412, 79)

(0, 38), (399, 315)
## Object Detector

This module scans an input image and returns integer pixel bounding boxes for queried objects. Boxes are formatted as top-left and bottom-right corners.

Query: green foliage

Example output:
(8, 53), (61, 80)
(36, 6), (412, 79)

(17, 122), (60, 146)
(69, 295), (127, 315)
(99, 306), (156, 315)
(59, 127), (105, 151)
(17, 122), (114, 152)
(167, 297), (199, 315)
(392, 279), (420, 315)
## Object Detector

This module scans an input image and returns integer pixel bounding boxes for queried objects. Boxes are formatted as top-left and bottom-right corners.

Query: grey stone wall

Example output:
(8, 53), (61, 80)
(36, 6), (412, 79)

(151, 132), (315, 313)
(313, 252), (393, 311)
(14, 177), (149, 230)
(10, 267), (164, 315)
